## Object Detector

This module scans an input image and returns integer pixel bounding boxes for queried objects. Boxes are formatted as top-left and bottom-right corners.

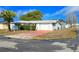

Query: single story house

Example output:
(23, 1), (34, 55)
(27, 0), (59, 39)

(11, 20), (66, 31)
(0, 22), (18, 30)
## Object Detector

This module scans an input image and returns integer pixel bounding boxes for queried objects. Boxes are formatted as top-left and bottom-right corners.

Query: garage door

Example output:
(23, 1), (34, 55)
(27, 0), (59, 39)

(36, 23), (53, 30)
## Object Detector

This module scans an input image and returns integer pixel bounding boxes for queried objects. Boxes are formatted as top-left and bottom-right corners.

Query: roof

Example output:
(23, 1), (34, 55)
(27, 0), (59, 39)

(59, 19), (65, 22)
(12, 20), (59, 24)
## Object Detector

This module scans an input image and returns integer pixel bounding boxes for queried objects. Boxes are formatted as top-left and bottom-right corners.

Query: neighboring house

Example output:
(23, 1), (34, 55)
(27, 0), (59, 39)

(12, 20), (66, 31)
(65, 23), (77, 29)
(0, 22), (8, 30)
(0, 22), (18, 30)
(59, 20), (66, 29)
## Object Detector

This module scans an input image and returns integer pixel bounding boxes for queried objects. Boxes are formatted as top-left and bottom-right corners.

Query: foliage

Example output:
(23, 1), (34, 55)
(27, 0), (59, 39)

(66, 14), (72, 25)
(72, 14), (77, 24)
(66, 13), (77, 25)
(0, 10), (16, 22)
(19, 25), (36, 30)
(20, 10), (42, 30)
(0, 10), (16, 31)
(20, 10), (43, 21)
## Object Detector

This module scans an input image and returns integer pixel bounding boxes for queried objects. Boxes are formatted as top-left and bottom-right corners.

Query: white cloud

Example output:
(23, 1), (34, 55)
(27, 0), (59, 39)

(42, 7), (69, 20)
(42, 13), (53, 20)
(51, 7), (69, 16)
(22, 9), (36, 15)
(64, 6), (79, 15)
(42, 6), (79, 20)
(15, 9), (37, 21)
(16, 9), (37, 16)
(51, 6), (79, 16)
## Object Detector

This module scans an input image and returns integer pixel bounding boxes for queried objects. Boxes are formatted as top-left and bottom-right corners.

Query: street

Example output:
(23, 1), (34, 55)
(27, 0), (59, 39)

(0, 36), (75, 52)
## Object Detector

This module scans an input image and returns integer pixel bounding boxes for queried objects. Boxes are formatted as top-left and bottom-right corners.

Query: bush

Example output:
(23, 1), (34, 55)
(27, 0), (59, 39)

(20, 25), (36, 30)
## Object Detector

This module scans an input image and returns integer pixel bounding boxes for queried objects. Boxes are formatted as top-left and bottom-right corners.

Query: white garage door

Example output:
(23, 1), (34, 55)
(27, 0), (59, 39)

(36, 23), (53, 30)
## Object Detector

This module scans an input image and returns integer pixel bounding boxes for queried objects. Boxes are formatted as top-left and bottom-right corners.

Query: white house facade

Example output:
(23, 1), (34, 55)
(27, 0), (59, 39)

(65, 24), (71, 28)
(10, 23), (18, 30)
(12, 20), (66, 31)
(36, 23), (53, 30)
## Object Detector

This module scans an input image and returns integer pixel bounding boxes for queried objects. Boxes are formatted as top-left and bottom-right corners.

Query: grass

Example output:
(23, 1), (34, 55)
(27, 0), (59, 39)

(0, 26), (77, 40)
(33, 27), (77, 40)
(0, 30), (28, 35)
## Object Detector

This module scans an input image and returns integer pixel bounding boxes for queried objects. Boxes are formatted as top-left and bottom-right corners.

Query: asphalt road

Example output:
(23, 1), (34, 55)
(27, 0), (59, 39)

(0, 35), (73, 52)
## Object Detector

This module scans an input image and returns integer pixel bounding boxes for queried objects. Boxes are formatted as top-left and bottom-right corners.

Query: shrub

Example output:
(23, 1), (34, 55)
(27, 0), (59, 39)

(20, 25), (36, 30)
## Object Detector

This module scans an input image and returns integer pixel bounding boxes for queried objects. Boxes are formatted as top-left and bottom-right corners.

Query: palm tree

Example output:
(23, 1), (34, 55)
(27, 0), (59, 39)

(0, 10), (16, 31)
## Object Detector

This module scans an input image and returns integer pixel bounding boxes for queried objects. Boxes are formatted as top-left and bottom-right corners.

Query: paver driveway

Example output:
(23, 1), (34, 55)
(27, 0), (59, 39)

(6, 30), (50, 39)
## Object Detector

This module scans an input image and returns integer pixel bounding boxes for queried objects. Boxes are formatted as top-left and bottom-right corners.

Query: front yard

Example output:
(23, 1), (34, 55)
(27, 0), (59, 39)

(0, 27), (77, 40)
(33, 28), (77, 40)
(0, 30), (28, 35)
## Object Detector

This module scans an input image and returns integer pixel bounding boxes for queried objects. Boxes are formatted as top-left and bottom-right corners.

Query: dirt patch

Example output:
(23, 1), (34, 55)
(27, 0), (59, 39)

(33, 29), (77, 40)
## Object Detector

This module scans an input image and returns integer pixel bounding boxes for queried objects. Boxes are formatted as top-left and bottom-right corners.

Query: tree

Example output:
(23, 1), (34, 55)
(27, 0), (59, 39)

(72, 14), (77, 30)
(72, 14), (77, 25)
(66, 14), (72, 25)
(20, 10), (43, 21)
(20, 10), (43, 30)
(0, 10), (16, 31)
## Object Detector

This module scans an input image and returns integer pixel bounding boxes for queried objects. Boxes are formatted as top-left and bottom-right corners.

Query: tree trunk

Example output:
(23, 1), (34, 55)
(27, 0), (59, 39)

(8, 23), (11, 31)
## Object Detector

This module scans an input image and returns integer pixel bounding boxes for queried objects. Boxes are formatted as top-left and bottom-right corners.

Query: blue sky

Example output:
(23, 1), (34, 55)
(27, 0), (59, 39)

(0, 6), (79, 23)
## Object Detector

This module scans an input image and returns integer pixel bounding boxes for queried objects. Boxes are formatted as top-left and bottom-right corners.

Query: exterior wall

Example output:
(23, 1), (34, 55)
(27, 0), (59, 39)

(10, 23), (18, 30)
(61, 23), (66, 29)
(60, 22), (66, 29)
(36, 23), (53, 30)
(65, 24), (71, 28)
(0, 23), (18, 30)
(0, 23), (8, 30)
(36, 23), (62, 30)
(55, 23), (61, 30)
